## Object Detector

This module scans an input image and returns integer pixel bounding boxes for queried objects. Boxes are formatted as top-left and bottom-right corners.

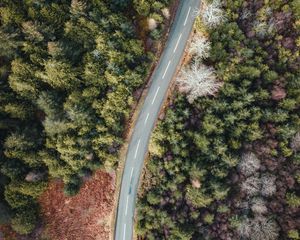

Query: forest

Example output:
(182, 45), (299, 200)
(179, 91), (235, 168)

(137, 0), (300, 239)
(0, 0), (172, 235)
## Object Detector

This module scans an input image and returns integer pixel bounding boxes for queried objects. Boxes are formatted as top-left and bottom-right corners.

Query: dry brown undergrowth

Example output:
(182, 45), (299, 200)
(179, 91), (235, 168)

(38, 170), (116, 240)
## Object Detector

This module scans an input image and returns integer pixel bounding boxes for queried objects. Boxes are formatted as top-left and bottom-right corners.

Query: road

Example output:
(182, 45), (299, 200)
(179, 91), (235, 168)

(114, 1), (200, 239)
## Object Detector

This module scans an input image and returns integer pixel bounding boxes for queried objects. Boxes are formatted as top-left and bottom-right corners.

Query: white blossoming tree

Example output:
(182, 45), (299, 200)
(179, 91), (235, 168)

(148, 18), (157, 30)
(189, 34), (211, 60)
(177, 63), (222, 103)
(202, 0), (225, 28)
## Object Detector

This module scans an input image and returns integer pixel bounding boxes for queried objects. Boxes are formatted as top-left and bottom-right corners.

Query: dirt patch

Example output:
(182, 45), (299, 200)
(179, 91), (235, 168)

(38, 170), (116, 240)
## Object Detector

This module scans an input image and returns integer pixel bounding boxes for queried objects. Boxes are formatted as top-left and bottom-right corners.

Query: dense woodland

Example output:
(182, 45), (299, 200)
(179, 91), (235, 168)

(0, 0), (172, 235)
(137, 0), (300, 239)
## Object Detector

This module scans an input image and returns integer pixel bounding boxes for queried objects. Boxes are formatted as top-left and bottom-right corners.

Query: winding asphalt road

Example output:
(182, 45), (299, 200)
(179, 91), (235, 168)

(115, 1), (200, 239)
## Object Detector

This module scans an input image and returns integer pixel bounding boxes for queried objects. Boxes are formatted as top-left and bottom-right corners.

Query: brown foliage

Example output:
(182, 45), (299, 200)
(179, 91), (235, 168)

(38, 170), (116, 240)
(271, 86), (286, 100)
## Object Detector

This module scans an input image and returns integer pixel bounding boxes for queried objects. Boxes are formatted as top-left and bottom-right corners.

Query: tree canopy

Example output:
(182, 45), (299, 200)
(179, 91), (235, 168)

(0, 0), (172, 234)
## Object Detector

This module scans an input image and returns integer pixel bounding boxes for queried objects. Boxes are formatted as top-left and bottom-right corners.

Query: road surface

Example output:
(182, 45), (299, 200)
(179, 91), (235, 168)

(115, 1), (200, 239)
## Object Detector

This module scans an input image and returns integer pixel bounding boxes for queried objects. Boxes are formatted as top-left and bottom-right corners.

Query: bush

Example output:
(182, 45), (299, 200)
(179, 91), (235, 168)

(203, 213), (214, 225)
(217, 205), (230, 213)
(5, 188), (33, 208)
(288, 230), (300, 239)
(286, 192), (300, 208)
(11, 206), (38, 234)
(0, 202), (12, 224)
(8, 181), (47, 199)
(229, 215), (241, 229)
(149, 28), (161, 40)
(63, 182), (81, 196)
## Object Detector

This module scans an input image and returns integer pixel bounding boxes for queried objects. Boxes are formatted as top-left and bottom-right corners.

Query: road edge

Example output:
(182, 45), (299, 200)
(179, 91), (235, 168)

(110, 1), (181, 239)
(132, 25), (196, 240)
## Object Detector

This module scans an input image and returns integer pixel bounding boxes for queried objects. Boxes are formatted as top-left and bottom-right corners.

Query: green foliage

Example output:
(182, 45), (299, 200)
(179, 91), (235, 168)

(0, 202), (12, 224)
(11, 205), (38, 234)
(133, 0), (151, 16)
(286, 192), (300, 208)
(217, 204), (230, 213)
(8, 59), (39, 98)
(4, 102), (33, 120)
(63, 182), (81, 197)
(4, 131), (42, 167)
(0, 0), (170, 234)
(0, 30), (20, 58)
(133, 0), (171, 17)
(4, 188), (34, 209)
(147, 192), (161, 205)
(288, 230), (300, 239)
(8, 181), (47, 199)
(229, 215), (241, 229)
(136, 0), (300, 238)
(203, 213), (214, 225)
(37, 60), (80, 90)
(186, 186), (213, 208)
(132, 0), (172, 41)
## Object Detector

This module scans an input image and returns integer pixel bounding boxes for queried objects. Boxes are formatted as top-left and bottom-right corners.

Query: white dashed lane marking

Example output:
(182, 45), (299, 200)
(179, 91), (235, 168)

(130, 167), (134, 179)
(184, 6), (191, 26)
(125, 195), (129, 216)
(162, 61), (171, 79)
(134, 140), (141, 159)
(174, 33), (182, 53)
(151, 86), (160, 104)
(144, 112), (150, 125)
(123, 224), (126, 240)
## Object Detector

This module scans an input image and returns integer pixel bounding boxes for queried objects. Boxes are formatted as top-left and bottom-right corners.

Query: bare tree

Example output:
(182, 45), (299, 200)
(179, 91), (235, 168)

(241, 175), (261, 197)
(251, 217), (279, 240)
(238, 217), (279, 240)
(238, 152), (261, 177)
(251, 198), (268, 215)
(237, 218), (252, 239)
(235, 200), (250, 210)
(291, 132), (300, 152)
(240, 9), (252, 20)
(189, 34), (211, 60)
(177, 63), (222, 103)
(261, 174), (276, 197)
(201, 0), (225, 28)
